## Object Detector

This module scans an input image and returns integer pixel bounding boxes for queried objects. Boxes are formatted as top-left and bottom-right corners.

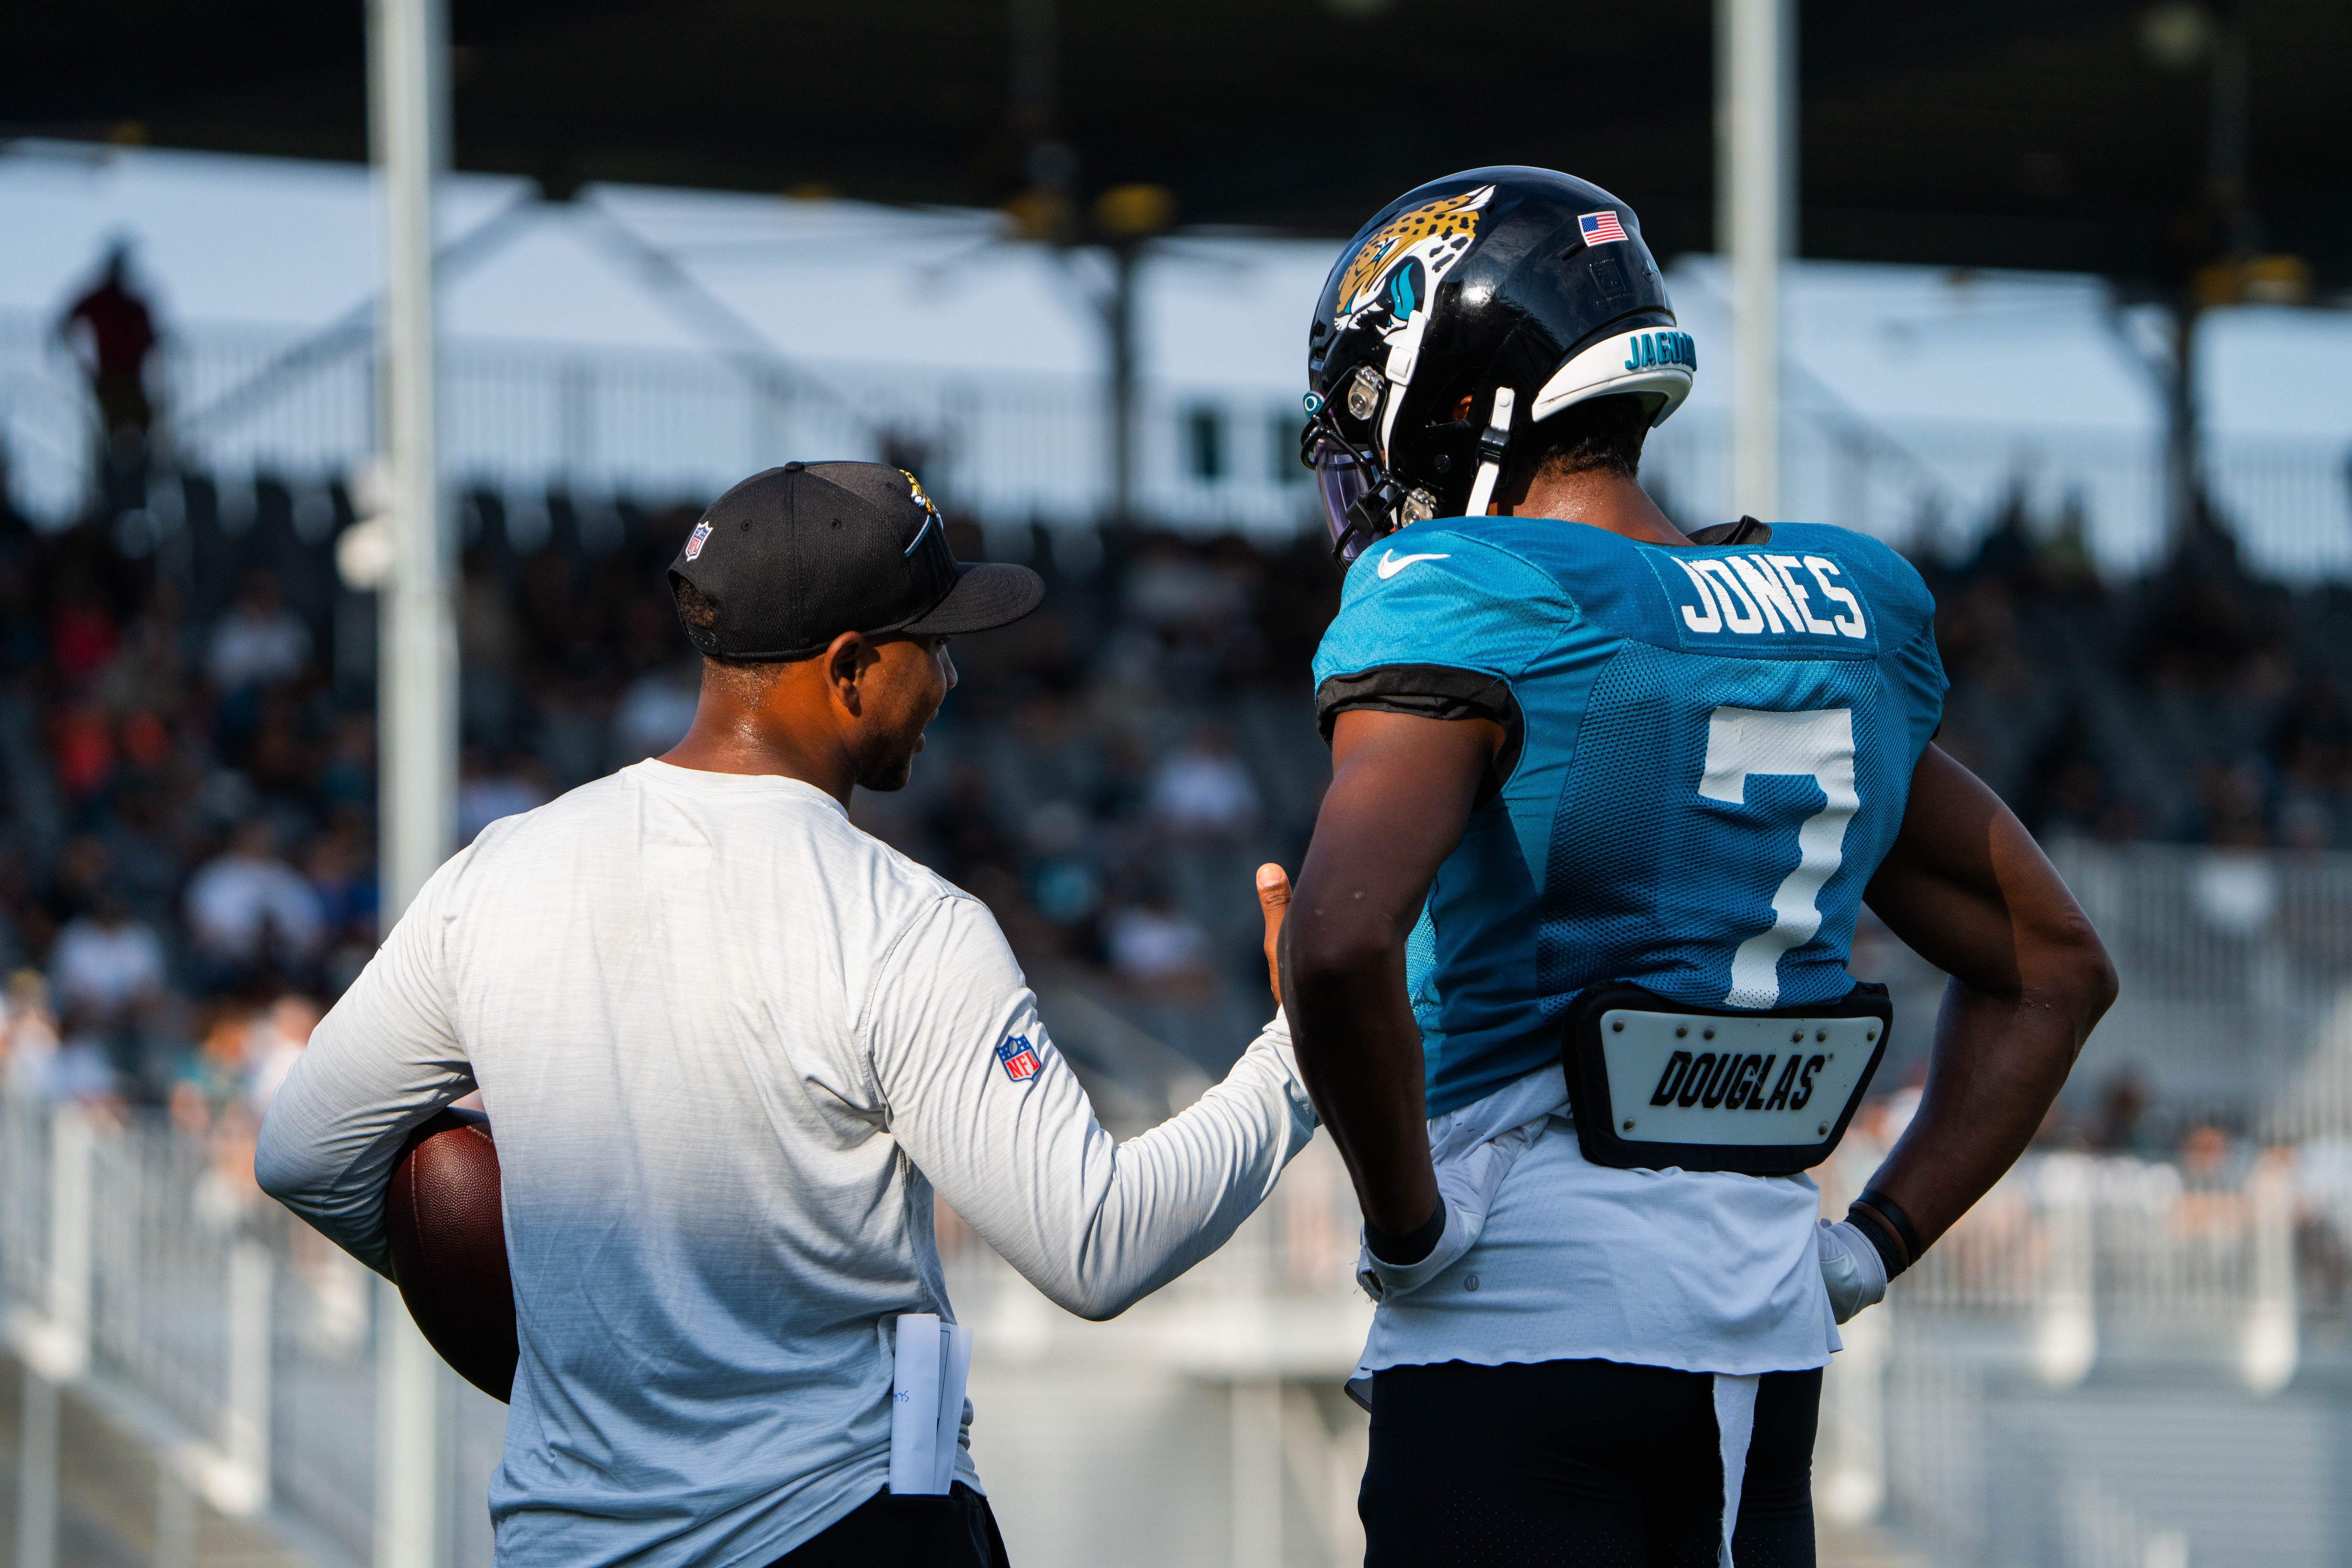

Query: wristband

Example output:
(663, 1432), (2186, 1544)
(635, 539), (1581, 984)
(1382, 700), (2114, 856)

(1845, 1204), (1907, 1280)
(1365, 1202), (1446, 1267)
(1850, 1187), (1923, 1278)
(1856, 1187), (1924, 1260)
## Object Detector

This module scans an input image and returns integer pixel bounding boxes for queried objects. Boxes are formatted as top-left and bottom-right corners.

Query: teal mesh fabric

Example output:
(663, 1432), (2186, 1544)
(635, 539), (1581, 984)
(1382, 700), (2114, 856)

(1536, 641), (1897, 1013)
(1313, 517), (1946, 1117)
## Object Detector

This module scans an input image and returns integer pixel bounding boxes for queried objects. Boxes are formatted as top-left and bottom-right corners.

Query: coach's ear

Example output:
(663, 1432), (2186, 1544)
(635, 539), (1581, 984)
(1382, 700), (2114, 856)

(822, 629), (875, 714)
(1256, 864), (1292, 1009)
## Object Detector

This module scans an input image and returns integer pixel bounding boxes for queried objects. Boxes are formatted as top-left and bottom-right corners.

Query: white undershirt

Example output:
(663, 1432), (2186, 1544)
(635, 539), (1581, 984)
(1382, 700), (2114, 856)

(256, 760), (1316, 1568)
(1358, 1069), (1838, 1377)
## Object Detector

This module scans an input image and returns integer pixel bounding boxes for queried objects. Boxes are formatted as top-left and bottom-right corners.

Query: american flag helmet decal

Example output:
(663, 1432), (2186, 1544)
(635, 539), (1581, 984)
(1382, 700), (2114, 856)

(1579, 210), (1628, 246)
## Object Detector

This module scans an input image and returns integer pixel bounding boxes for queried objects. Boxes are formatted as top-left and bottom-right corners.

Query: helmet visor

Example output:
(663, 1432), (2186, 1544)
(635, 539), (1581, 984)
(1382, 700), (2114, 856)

(1314, 443), (1375, 564)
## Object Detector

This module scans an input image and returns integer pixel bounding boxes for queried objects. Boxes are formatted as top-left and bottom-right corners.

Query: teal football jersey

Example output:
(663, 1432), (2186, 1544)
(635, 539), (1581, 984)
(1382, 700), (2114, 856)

(1312, 519), (1947, 1118)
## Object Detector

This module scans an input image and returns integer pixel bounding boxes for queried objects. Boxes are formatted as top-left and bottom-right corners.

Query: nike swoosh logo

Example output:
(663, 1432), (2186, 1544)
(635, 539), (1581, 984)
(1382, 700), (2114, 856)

(1375, 549), (1450, 579)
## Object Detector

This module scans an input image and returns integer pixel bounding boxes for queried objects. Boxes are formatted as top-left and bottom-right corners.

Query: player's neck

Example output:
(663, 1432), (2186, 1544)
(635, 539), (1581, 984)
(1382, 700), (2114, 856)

(1498, 466), (1691, 547)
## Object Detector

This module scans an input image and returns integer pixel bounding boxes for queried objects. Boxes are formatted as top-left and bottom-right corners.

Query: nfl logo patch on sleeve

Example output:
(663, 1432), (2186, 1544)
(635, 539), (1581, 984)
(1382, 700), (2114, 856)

(996, 1035), (1041, 1082)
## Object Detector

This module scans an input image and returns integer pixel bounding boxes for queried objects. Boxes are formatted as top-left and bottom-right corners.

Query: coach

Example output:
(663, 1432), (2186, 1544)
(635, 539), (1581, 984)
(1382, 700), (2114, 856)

(257, 462), (1317, 1568)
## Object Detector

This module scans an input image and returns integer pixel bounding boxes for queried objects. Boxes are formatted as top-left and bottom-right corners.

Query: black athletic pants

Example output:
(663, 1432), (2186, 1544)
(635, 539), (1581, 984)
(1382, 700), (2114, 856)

(768, 1483), (1010, 1568)
(1361, 1359), (1820, 1568)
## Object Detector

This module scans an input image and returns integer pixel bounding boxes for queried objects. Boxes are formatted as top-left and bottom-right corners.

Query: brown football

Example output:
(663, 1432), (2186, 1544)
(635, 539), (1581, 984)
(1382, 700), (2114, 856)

(384, 1107), (518, 1402)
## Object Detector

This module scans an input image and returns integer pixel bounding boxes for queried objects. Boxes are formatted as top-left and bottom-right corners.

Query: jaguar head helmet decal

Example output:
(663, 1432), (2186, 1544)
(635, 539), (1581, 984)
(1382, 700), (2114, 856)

(1324, 183), (1498, 469)
(1333, 184), (1495, 339)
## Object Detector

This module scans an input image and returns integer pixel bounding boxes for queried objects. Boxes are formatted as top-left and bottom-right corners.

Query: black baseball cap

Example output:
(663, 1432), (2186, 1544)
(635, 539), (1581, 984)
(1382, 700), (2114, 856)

(667, 461), (1044, 661)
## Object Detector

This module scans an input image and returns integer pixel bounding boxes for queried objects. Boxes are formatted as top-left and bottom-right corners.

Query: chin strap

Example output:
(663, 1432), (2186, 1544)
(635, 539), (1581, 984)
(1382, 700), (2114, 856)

(1461, 385), (1516, 518)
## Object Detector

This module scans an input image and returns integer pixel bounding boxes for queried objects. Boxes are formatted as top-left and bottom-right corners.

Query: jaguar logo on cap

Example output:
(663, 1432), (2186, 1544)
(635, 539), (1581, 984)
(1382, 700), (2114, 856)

(900, 469), (937, 516)
(899, 470), (941, 556)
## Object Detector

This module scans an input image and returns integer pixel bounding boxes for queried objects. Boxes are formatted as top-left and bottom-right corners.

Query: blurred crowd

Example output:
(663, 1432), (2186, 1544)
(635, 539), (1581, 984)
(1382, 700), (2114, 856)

(0, 466), (1340, 1116)
(8, 462), (2352, 1125)
(1928, 492), (2352, 851)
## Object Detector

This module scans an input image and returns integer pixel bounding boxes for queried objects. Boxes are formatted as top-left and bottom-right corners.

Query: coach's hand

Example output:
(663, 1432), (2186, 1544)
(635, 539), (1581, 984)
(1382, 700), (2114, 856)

(1257, 864), (1292, 1009)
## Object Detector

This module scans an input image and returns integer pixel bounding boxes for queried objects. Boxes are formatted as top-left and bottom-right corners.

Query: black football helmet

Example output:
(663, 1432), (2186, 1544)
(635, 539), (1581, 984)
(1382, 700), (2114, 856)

(1303, 166), (1696, 564)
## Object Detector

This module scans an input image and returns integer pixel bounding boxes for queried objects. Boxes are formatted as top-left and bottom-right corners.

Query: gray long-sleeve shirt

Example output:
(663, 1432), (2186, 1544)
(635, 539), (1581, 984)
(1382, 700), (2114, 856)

(255, 760), (1316, 1568)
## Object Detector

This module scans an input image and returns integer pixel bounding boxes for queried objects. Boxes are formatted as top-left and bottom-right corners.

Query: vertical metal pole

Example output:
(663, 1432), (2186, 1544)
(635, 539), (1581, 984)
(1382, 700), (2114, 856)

(2240, 1154), (2298, 1395)
(2032, 1155), (2098, 1389)
(2161, 306), (2201, 551)
(16, 1105), (85, 1568)
(223, 1239), (274, 1511)
(1230, 1378), (1282, 1568)
(1816, 1298), (1888, 1523)
(2162, 11), (2252, 552)
(1719, 0), (1792, 521)
(1008, 0), (1057, 151)
(16, 1369), (59, 1568)
(16, 1106), (86, 1568)
(155, 1469), (197, 1568)
(369, 0), (452, 1562)
(46, 1106), (94, 1378)
(376, 1280), (443, 1568)
(1106, 244), (1141, 525)
(561, 360), (593, 486)
(373, 0), (456, 921)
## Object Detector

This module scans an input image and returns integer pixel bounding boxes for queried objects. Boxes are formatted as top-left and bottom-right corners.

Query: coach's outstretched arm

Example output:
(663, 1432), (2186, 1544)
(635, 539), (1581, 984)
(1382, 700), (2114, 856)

(1855, 744), (2119, 1261)
(874, 867), (1319, 1323)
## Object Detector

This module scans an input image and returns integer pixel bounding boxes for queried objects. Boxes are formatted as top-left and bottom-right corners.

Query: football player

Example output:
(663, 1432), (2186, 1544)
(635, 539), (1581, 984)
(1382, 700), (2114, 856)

(1281, 168), (2117, 1565)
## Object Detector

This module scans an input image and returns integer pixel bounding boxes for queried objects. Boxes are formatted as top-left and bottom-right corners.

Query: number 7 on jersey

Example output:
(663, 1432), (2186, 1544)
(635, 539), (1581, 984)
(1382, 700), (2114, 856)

(1698, 707), (1859, 1009)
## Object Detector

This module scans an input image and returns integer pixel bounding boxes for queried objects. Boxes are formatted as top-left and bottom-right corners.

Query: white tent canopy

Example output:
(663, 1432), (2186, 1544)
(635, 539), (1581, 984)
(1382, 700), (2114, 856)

(3, 140), (2346, 573)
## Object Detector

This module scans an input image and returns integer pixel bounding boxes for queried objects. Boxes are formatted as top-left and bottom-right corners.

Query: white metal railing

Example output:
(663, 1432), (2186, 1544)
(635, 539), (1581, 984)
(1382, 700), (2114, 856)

(4, 1029), (2343, 1568)
(2048, 842), (2352, 1140)
(2062, 1472), (2193, 1568)
(0, 311), (1322, 539)
(1805, 842), (2352, 1566)
(1883, 1335), (1991, 1558)
(1815, 1122), (2338, 1565)
(1814, 1135), (2330, 1385)
(8, 308), (2351, 578)
(1884, 1343), (2199, 1568)
(1885, 1154), (2302, 1320)
(0, 1095), (502, 1568)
